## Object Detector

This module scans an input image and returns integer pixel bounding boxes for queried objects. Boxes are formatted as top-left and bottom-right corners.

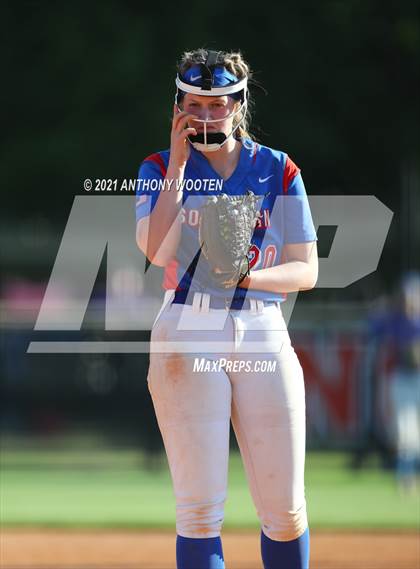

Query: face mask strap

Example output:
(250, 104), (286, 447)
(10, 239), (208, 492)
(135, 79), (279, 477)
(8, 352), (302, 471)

(200, 50), (221, 91)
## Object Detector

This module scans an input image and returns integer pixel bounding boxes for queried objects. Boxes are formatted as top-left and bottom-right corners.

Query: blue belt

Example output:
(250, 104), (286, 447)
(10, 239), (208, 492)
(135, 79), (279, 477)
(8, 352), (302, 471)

(172, 289), (279, 310)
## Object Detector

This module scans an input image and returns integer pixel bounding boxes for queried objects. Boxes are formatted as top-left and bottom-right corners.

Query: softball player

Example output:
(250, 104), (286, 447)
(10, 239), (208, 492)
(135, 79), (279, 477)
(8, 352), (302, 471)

(136, 48), (318, 569)
(370, 272), (420, 492)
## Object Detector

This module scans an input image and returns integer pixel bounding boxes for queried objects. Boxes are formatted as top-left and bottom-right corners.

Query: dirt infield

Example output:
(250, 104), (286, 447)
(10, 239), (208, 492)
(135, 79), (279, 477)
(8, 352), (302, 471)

(0, 530), (419, 569)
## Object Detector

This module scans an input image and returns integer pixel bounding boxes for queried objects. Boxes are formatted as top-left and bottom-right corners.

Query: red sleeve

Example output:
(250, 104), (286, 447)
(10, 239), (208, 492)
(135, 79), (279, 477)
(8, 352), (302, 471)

(282, 156), (300, 194)
(143, 153), (167, 178)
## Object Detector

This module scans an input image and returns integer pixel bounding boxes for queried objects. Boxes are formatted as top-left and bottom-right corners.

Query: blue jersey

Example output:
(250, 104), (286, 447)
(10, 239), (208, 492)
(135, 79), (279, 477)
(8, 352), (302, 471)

(135, 138), (317, 303)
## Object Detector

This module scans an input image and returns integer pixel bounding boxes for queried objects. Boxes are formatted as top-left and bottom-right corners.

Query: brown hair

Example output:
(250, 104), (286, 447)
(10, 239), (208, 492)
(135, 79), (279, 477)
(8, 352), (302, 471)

(177, 48), (255, 140)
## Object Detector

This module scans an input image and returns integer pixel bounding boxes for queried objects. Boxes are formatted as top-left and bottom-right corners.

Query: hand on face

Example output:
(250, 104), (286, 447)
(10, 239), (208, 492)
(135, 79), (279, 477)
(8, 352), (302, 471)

(170, 95), (240, 164)
(182, 94), (238, 137)
(169, 104), (198, 168)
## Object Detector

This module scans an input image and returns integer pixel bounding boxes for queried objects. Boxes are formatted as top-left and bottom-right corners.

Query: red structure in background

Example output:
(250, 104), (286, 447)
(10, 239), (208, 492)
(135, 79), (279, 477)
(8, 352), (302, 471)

(294, 332), (363, 444)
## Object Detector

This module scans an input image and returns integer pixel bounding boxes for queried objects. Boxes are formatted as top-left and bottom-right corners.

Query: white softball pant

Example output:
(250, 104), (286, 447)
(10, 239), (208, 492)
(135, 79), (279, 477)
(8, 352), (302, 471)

(147, 290), (308, 542)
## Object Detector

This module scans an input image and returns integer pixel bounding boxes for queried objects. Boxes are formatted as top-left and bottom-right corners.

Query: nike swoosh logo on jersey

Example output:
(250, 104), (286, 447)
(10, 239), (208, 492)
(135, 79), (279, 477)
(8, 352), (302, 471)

(190, 74), (202, 82)
(259, 175), (274, 183)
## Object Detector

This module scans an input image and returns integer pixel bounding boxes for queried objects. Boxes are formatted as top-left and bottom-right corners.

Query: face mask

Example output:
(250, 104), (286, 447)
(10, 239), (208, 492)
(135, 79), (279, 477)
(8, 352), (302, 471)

(175, 52), (248, 152)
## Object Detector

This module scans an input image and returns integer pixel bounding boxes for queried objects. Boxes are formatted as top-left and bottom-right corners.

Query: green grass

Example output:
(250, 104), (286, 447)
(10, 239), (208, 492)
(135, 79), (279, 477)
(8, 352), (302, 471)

(1, 446), (419, 530)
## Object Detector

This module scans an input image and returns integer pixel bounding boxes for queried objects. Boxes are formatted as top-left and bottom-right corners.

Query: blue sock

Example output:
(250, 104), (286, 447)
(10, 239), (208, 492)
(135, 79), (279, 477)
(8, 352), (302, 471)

(261, 527), (310, 569)
(176, 535), (225, 569)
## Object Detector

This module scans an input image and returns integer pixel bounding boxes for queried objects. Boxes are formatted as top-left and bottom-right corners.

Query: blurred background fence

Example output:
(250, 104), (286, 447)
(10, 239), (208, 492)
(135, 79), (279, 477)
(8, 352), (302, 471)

(0, 294), (406, 454)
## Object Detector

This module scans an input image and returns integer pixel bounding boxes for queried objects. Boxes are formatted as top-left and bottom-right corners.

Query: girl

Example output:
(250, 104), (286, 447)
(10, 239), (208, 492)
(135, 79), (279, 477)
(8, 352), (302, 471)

(136, 48), (318, 569)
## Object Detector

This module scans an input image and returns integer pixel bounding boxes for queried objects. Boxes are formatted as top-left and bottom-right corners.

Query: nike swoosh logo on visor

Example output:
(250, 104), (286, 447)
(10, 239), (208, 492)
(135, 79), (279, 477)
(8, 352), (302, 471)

(190, 74), (202, 82)
(259, 175), (274, 183)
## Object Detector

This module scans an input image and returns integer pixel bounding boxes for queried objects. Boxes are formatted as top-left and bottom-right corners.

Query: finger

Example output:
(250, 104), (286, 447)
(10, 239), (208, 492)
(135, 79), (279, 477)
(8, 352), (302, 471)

(175, 113), (197, 133)
(172, 110), (190, 129)
(173, 103), (185, 118)
(179, 128), (197, 139)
